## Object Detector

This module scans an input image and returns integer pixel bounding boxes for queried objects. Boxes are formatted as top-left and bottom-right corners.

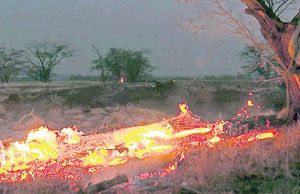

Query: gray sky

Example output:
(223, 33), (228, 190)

(0, 0), (249, 77)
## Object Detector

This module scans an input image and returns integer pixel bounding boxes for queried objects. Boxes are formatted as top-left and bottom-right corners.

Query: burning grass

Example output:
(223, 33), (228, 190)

(164, 123), (300, 194)
(0, 102), (289, 193)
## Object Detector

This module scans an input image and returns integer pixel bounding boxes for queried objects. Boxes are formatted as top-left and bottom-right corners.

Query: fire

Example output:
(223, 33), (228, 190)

(208, 136), (221, 145)
(180, 152), (185, 160)
(229, 129), (279, 147)
(0, 126), (58, 173)
(179, 103), (188, 114)
(256, 131), (277, 140)
(60, 127), (82, 144)
(247, 100), (254, 107)
(0, 104), (280, 183)
(120, 77), (124, 83)
(83, 148), (108, 166)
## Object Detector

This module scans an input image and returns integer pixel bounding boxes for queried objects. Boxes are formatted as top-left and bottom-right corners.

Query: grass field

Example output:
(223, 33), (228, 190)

(0, 79), (297, 193)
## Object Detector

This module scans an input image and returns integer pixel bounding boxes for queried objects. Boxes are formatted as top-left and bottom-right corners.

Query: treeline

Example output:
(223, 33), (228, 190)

(0, 42), (154, 84)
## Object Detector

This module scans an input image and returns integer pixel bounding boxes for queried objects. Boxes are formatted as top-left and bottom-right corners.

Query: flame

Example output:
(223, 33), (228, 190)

(179, 103), (188, 114)
(179, 152), (186, 162)
(208, 136), (221, 145)
(0, 126), (58, 173)
(83, 148), (107, 166)
(0, 104), (280, 183)
(174, 127), (212, 138)
(247, 100), (254, 107)
(229, 129), (279, 147)
(256, 131), (277, 140)
(60, 127), (82, 144)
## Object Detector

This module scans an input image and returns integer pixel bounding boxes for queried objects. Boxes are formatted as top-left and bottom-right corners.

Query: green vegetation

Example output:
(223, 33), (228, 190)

(113, 80), (177, 105)
(90, 45), (111, 86)
(69, 74), (98, 81)
(91, 47), (154, 84)
(232, 159), (300, 193)
(232, 171), (300, 194)
(213, 89), (242, 104)
(240, 45), (278, 80)
(6, 93), (21, 103)
(26, 42), (73, 82)
(153, 80), (176, 97)
(56, 86), (105, 107)
(200, 75), (238, 80)
(0, 47), (25, 83)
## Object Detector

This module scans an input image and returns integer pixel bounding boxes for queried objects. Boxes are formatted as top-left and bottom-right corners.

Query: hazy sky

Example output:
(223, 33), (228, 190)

(0, 0), (250, 76)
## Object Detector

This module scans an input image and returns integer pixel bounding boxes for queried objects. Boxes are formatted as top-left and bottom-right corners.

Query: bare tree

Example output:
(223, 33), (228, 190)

(179, 0), (300, 119)
(26, 42), (73, 82)
(0, 47), (25, 83)
(91, 45), (111, 86)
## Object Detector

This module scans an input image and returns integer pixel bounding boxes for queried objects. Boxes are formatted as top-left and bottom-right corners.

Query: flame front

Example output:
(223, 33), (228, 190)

(0, 126), (58, 174)
(0, 104), (279, 182)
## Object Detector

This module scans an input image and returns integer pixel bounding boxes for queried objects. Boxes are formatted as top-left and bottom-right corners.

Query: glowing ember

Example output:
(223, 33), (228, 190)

(247, 100), (254, 107)
(0, 104), (280, 183)
(120, 77), (124, 83)
(229, 129), (279, 147)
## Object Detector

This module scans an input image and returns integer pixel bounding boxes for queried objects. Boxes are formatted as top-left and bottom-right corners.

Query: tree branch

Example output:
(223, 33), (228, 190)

(91, 44), (102, 59)
(242, 0), (285, 31)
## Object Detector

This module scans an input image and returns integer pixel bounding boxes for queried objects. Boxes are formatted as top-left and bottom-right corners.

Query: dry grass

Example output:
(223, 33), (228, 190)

(0, 80), (295, 193)
(1, 124), (299, 194)
(164, 123), (300, 193)
(0, 179), (71, 194)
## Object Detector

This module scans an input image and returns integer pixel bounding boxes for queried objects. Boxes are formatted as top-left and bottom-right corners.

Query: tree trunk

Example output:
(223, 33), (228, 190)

(289, 73), (300, 103)
(241, 0), (300, 120)
(287, 72), (300, 119)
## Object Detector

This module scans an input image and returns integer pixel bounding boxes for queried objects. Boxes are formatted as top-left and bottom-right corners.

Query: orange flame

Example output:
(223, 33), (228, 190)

(179, 103), (188, 114)
(0, 104), (280, 183)
(0, 126), (58, 173)
(60, 127), (82, 144)
(247, 100), (254, 107)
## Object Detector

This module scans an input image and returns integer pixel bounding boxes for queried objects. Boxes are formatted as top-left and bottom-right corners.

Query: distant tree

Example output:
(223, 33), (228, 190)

(26, 42), (73, 82)
(104, 48), (153, 82)
(0, 47), (25, 83)
(91, 45), (111, 86)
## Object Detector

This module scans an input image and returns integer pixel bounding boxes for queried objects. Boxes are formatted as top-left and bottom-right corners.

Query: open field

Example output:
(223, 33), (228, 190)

(0, 79), (284, 137)
(0, 79), (297, 193)
(0, 79), (284, 116)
